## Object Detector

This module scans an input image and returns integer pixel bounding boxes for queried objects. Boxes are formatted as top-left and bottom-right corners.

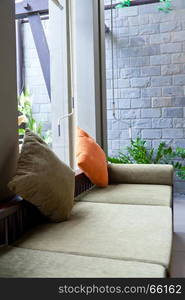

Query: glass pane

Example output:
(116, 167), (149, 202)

(16, 17), (52, 149)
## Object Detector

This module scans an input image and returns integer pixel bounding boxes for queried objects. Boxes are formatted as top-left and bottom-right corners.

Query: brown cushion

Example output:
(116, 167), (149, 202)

(8, 129), (75, 222)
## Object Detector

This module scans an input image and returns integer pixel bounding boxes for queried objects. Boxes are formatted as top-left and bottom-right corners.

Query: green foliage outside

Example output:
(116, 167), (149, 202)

(18, 89), (52, 145)
(116, 0), (131, 9)
(158, 0), (172, 13)
(108, 137), (185, 180)
(115, 0), (172, 13)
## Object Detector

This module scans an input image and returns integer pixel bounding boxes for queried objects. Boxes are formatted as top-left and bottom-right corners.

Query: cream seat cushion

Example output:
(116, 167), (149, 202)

(15, 202), (172, 268)
(108, 164), (173, 185)
(76, 184), (172, 207)
(0, 246), (166, 278)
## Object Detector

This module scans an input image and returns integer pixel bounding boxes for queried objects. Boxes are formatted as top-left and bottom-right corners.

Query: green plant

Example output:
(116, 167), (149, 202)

(18, 89), (52, 145)
(108, 137), (185, 180)
(116, 0), (131, 9)
(158, 0), (172, 13)
(115, 0), (173, 13)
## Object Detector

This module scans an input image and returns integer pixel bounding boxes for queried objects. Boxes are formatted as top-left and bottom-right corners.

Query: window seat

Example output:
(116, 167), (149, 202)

(0, 165), (173, 278)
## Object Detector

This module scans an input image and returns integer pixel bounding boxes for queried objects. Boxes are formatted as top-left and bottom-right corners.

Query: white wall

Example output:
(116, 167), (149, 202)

(0, 0), (18, 200)
(49, 0), (71, 164)
(73, 0), (107, 148)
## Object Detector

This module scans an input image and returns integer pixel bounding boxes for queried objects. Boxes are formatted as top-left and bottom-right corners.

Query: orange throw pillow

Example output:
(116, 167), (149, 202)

(76, 127), (108, 187)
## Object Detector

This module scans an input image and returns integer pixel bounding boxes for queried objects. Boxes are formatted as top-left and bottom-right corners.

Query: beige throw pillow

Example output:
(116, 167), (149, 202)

(8, 129), (75, 222)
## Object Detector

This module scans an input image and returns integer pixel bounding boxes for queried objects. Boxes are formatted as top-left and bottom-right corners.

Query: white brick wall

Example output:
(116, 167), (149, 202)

(105, 0), (185, 192)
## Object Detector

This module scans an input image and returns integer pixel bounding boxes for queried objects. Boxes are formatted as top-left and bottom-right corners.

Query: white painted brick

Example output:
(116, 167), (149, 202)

(151, 76), (172, 87)
(141, 108), (161, 118)
(131, 77), (150, 88)
(150, 55), (171, 66)
(162, 129), (184, 139)
(142, 129), (161, 139)
(162, 107), (183, 118)
(131, 98), (151, 108)
(119, 6), (138, 17)
(173, 118), (185, 128)
(152, 118), (173, 129)
(150, 33), (171, 44)
(121, 109), (140, 119)
(162, 86), (184, 97)
(132, 119), (152, 129)
(161, 42), (182, 54)
(142, 87), (162, 98)
(172, 31), (185, 42)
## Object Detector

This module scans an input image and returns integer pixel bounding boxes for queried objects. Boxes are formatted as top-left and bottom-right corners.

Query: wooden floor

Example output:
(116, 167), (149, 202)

(171, 194), (185, 277)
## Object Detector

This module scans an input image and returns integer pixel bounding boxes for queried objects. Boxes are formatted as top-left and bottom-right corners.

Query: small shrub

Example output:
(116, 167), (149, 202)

(108, 137), (185, 180)
(158, 0), (172, 13)
(18, 89), (52, 145)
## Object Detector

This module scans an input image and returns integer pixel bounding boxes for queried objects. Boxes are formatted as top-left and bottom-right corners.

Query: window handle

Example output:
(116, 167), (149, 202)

(57, 97), (74, 136)
(51, 0), (63, 10)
